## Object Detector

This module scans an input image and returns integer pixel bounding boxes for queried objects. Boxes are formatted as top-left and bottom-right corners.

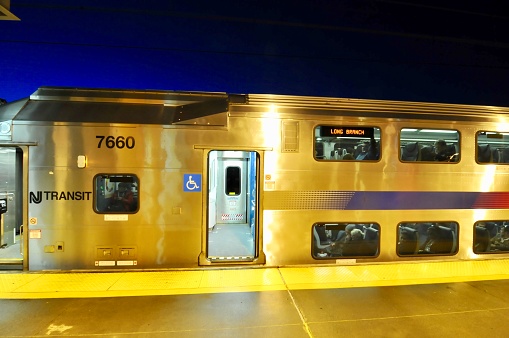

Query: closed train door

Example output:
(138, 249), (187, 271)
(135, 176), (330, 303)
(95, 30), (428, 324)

(206, 150), (258, 261)
(0, 146), (24, 269)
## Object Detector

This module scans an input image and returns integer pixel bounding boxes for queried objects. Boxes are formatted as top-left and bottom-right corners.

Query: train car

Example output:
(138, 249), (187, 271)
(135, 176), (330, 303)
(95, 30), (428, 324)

(1, 86), (509, 271)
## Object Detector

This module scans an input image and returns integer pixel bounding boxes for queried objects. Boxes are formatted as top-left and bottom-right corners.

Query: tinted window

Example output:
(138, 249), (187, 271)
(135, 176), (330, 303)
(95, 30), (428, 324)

(474, 221), (509, 254)
(95, 174), (139, 213)
(312, 223), (380, 259)
(397, 222), (458, 256)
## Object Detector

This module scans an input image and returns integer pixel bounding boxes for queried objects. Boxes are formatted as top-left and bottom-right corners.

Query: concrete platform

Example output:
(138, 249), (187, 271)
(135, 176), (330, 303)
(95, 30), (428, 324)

(1, 259), (509, 337)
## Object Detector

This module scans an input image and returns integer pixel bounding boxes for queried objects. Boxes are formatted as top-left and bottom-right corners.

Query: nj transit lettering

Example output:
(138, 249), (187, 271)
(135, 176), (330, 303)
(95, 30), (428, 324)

(30, 191), (92, 204)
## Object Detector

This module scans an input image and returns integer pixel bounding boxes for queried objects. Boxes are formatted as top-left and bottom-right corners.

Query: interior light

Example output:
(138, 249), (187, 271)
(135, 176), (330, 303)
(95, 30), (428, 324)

(420, 129), (458, 133)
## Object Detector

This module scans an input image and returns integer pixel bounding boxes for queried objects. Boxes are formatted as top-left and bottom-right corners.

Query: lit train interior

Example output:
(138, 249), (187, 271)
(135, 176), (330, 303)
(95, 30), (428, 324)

(313, 126), (466, 162)
(312, 220), (509, 259)
(315, 127), (509, 164)
(207, 150), (258, 261)
(399, 128), (460, 162)
(477, 132), (509, 163)
(311, 125), (509, 259)
(314, 126), (381, 161)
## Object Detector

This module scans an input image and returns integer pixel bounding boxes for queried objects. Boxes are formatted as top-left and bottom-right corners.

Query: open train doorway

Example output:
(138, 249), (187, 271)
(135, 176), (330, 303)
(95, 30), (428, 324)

(207, 150), (259, 261)
(0, 147), (24, 269)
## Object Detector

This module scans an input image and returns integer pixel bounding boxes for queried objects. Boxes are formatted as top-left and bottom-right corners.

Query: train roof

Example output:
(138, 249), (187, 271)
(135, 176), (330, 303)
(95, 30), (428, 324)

(241, 94), (509, 122)
(0, 87), (238, 126)
(1, 86), (509, 135)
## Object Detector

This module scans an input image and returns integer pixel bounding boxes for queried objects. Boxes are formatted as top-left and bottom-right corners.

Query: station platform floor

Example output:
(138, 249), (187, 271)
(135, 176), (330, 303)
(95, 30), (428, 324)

(1, 259), (509, 299)
(2, 259), (509, 337)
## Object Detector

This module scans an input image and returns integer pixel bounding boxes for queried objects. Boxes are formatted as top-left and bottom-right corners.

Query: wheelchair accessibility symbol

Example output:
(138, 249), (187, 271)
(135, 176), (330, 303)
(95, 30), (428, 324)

(184, 174), (201, 192)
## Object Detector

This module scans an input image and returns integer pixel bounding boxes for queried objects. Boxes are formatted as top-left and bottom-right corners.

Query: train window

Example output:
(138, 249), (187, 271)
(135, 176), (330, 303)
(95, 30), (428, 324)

(397, 222), (458, 256)
(312, 223), (380, 259)
(400, 128), (460, 162)
(474, 221), (509, 254)
(314, 126), (381, 161)
(476, 132), (509, 164)
(225, 166), (241, 195)
(94, 174), (139, 213)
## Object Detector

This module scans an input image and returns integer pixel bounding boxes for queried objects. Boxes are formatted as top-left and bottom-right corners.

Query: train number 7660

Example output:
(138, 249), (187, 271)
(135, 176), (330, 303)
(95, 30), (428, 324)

(96, 136), (135, 149)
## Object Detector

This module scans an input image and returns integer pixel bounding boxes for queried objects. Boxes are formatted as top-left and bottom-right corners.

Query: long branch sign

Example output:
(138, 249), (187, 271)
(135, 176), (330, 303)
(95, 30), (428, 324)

(320, 126), (375, 138)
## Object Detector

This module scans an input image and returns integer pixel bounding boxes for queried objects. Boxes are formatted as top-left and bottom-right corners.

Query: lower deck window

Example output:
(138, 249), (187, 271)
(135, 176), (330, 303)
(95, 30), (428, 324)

(474, 221), (509, 254)
(398, 222), (458, 256)
(94, 174), (139, 213)
(312, 223), (380, 259)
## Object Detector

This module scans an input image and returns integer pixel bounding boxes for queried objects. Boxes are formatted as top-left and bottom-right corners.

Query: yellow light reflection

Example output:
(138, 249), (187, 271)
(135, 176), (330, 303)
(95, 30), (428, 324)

(495, 121), (509, 130)
(479, 165), (496, 192)
(267, 104), (278, 116)
(472, 165), (497, 236)
(263, 212), (274, 262)
(261, 108), (279, 175)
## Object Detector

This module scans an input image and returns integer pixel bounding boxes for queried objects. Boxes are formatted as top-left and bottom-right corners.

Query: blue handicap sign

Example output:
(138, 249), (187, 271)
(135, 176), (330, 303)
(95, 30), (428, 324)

(183, 174), (202, 192)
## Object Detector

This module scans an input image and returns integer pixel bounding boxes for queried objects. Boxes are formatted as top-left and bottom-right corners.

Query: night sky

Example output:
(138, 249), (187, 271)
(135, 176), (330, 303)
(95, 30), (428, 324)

(2, 1), (509, 106)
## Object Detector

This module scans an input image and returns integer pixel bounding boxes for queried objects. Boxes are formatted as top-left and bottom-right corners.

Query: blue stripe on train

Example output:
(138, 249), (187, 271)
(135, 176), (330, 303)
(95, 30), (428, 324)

(345, 192), (500, 210)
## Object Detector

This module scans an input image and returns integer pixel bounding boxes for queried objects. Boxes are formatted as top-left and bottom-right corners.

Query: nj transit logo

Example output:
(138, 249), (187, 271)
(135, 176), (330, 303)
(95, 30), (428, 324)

(30, 191), (92, 204)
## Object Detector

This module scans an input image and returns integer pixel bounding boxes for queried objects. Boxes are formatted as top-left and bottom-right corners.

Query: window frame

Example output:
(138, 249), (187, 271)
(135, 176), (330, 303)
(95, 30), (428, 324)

(313, 125), (381, 162)
(399, 128), (461, 163)
(476, 131), (509, 164)
(93, 173), (139, 214)
(474, 220), (509, 254)
(397, 221), (459, 257)
(311, 222), (380, 259)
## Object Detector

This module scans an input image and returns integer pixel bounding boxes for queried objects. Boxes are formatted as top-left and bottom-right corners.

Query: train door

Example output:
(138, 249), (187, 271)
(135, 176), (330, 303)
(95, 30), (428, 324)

(0, 147), (24, 269)
(206, 150), (259, 261)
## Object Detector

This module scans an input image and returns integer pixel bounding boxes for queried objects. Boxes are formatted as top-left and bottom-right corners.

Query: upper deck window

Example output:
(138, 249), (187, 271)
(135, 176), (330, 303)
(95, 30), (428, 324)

(314, 126), (381, 161)
(400, 128), (460, 162)
(94, 174), (139, 213)
(476, 131), (509, 164)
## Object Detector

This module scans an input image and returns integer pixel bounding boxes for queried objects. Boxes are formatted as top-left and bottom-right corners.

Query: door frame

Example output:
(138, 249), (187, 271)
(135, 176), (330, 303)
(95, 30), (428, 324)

(0, 143), (33, 270)
(197, 145), (269, 266)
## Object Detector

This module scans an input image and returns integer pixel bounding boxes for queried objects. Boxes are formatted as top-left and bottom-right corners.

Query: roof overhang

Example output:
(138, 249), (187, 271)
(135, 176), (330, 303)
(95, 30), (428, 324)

(0, 87), (241, 127)
(0, 1), (20, 21)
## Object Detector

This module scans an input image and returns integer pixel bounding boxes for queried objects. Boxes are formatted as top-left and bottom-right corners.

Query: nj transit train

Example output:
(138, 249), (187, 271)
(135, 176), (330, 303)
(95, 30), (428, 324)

(1, 86), (509, 271)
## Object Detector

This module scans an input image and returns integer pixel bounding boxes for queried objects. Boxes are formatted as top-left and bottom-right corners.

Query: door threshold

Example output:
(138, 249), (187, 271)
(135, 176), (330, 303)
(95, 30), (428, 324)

(0, 259), (23, 270)
(208, 256), (255, 262)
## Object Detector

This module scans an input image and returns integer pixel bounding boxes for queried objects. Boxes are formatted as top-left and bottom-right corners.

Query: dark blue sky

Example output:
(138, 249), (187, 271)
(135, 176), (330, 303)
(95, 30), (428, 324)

(2, 1), (509, 106)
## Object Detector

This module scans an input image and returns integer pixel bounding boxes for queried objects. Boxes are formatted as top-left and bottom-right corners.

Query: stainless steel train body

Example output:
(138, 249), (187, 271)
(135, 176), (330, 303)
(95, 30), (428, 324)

(1, 87), (509, 271)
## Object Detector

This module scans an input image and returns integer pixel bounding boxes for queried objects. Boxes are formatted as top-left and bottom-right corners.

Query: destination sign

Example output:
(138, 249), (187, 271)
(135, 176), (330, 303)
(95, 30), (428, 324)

(320, 126), (375, 138)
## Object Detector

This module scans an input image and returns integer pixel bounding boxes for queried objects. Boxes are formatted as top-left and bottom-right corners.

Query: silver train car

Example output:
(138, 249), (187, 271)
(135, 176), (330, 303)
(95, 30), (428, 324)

(1, 86), (509, 271)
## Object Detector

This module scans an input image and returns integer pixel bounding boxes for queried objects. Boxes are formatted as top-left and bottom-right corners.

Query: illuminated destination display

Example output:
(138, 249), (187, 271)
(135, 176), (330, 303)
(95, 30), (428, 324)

(320, 126), (375, 138)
